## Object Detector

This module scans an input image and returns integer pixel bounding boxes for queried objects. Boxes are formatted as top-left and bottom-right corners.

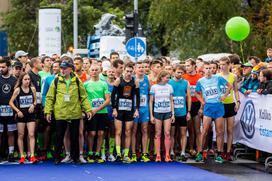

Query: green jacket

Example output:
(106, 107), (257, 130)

(44, 74), (91, 120)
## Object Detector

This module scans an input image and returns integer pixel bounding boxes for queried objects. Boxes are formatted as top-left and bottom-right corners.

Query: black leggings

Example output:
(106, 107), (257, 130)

(55, 119), (79, 161)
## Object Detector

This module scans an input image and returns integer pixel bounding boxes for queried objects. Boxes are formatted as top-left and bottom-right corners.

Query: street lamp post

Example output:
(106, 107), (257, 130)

(73, 0), (78, 49)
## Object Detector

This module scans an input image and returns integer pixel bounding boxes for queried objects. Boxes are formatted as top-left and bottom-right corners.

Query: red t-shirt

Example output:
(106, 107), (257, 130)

(79, 72), (88, 83)
(182, 73), (202, 102)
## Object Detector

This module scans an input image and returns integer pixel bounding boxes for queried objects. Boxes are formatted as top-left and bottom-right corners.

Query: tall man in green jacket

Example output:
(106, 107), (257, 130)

(45, 58), (92, 164)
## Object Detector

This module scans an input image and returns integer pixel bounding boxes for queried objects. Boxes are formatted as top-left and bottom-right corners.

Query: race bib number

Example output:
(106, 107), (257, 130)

(64, 94), (71, 102)
(173, 96), (184, 109)
(92, 98), (104, 108)
(0, 105), (13, 117)
(205, 86), (219, 100)
(140, 95), (147, 107)
(19, 95), (33, 108)
(155, 98), (171, 112)
(190, 86), (196, 96)
(36, 92), (42, 104)
(118, 98), (132, 111)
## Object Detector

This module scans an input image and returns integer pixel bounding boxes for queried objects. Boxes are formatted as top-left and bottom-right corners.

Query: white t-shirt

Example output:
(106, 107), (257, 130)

(150, 83), (173, 113)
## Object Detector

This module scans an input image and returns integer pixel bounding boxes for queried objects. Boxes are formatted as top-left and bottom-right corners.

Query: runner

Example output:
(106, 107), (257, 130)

(0, 58), (17, 162)
(111, 62), (140, 163)
(150, 70), (174, 162)
(195, 61), (232, 163)
(219, 57), (240, 161)
(131, 61), (150, 162)
(169, 65), (192, 162)
(9, 73), (38, 164)
(183, 58), (202, 158)
(84, 64), (110, 163)
(112, 59), (124, 79)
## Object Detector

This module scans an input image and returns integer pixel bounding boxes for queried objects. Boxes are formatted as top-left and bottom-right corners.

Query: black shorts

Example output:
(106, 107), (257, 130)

(0, 116), (17, 132)
(86, 113), (108, 131)
(154, 112), (172, 121)
(175, 116), (187, 127)
(191, 101), (201, 117)
(17, 113), (36, 123)
(223, 103), (237, 118)
(116, 110), (134, 122)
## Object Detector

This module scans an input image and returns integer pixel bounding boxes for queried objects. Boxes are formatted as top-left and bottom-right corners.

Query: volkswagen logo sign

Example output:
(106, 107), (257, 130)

(240, 100), (256, 139)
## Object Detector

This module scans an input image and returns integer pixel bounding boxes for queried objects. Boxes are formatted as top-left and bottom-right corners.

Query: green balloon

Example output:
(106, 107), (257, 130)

(225, 16), (250, 41)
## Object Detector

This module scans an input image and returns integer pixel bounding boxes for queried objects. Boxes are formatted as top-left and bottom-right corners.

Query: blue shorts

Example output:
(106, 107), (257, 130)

(203, 103), (225, 119)
(134, 108), (149, 123)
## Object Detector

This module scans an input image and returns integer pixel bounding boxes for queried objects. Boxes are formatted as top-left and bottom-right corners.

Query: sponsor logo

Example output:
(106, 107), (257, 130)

(240, 100), (256, 139)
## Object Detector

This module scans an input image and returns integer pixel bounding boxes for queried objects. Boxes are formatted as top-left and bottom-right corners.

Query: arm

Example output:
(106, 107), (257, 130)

(44, 80), (56, 115)
(135, 79), (140, 111)
(221, 82), (232, 101)
(28, 86), (37, 114)
(170, 95), (175, 123)
(233, 76), (241, 112)
(186, 83), (192, 121)
(78, 81), (91, 113)
(149, 94), (154, 123)
(93, 94), (110, 114)
(9, 88), (21, 114)
(42, 77), (50, 107)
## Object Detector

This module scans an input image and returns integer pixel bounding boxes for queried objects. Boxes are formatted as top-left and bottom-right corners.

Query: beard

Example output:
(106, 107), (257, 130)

(0, 69), (9, 76)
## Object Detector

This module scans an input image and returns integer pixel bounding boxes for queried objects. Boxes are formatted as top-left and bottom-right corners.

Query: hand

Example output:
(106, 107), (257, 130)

(92, 109), (98, 116)
(46, 113), (51, 123)
(198, 108), (203, 117)
(220, 95), (226, 102)
(257, 89), (262, 94)
(28, 104), (35, 113)
(86, 111), (93, 120)
(186, 112), (191, 121)
(133, 109), (139, 118)
(235, 102), (240, 112)
(150, 115), (155, 124)
(17, 111), (24, 118)
(112, 109), (118, 118)
(171, 115), (175, 123)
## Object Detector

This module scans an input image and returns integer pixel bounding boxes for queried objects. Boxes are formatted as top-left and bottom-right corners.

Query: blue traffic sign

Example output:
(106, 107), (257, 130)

(126, 38), (146, 58)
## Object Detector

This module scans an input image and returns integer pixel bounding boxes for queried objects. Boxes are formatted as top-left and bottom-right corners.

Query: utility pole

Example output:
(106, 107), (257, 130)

(73, 0), (78, 49)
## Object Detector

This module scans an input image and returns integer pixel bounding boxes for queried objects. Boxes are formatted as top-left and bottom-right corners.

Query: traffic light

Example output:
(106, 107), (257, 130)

(125, 12), (139, 43)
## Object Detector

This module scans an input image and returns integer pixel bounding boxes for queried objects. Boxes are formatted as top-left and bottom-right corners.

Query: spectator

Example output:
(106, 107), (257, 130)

(264, 48), (272, 63)
(240, 65), (260, 95)
(257, 69), (272, 95)
(248, 56), (261, 67)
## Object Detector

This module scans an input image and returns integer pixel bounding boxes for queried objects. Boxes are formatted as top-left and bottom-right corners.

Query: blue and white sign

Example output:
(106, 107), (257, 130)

(126, 38), (146, 58)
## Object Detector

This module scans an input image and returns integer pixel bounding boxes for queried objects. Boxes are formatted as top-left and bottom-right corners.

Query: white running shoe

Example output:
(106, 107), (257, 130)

(101, 154), (106, 162)
(79, 155), (87, 164)
(107, 154), (116, 162)
(61, 155), (72, 163)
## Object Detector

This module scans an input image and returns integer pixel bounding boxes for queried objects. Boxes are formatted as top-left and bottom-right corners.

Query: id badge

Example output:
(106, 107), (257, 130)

(64, 94), (71, 102)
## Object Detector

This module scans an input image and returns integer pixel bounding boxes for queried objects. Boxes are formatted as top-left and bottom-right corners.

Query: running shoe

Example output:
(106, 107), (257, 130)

(95, 155), (105, 163)
(180, 154), (188, 162)
(87, 154), (95, 163)
(155, 155), (161, 162)
(61, 155), (72, 163)
(203, 150), (208, 161)
(8, 153), (15, 162)
(225, 152), (232, 161)
(165, 155), (172, 162)
(215, 155), (224, 164)
(131, 153), (137, 162)
(208, 149), (215, 156)
(195, 153), (203, 162)
(122, 156), (131, 164)
(101, 154), (106, 162)
(141, 153), (150, 162)
(30, 156), (38, 164)
(115, 154), (122, 162)
(19, 157), (25, 164)
(79, 155), (87, 164)
(47, 151), (53, 160)
(108, 154), (116, 162)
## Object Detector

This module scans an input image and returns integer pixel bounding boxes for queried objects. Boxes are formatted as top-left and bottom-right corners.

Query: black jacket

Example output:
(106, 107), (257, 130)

(258, 80), (272, 95)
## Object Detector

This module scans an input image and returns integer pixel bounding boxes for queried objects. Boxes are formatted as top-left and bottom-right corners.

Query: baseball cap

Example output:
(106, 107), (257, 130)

(60, 61), (74, 69)
(12, 61), (23, 68)
(102, 60), (111, 71)
(241, 62), (253, 68)
(15, 50), (28, 59)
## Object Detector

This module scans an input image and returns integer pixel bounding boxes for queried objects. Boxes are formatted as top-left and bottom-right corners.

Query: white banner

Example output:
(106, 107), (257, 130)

(99, 36), (146, 62)
(39, 9), (61, 56)
(234, 92), (272, 153)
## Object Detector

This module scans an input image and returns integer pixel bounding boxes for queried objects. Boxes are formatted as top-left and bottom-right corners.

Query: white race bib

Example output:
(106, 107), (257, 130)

(173, 96), (184, 109)
(155, 98), (171, 113)
(0, 105), (13, 117)
(205, 86), (219, 100)
(19, 95), (33, 108)
(36, 92), (42, 104)
(140, 95), (147, 107)
(64, 94), (71, 102)
(190, 86), (196, 96)
(118, 98), (132, 111)
(92, 98), (104, 109)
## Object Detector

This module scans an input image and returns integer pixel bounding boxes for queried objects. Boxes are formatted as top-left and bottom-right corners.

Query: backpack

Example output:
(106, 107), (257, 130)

(53, 76), (81, 102)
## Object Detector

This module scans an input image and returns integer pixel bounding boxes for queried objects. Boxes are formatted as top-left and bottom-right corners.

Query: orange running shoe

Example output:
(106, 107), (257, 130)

(165, 155), (172, 162)
(203, 150), (208, 161)
(19, 157), (25, 164)
(155, 155), (161, 162)
(30, 156), (38, 164)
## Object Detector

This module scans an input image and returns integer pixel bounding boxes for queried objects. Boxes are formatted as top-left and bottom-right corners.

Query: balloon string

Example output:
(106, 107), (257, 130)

(240, 42), (245, 63)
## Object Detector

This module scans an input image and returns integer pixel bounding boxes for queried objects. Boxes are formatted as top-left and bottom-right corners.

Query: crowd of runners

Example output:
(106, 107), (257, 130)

(0, 49), (272, 164)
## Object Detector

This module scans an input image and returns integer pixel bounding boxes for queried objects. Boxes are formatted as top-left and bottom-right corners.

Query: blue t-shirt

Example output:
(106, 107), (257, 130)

(195, 75), (228, 104)
(134, 75), (149, 110)
(169, 79), (189, 116)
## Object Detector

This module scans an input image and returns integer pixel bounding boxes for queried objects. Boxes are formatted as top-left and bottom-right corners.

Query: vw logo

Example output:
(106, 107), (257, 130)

(240, 100), (256, 139)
